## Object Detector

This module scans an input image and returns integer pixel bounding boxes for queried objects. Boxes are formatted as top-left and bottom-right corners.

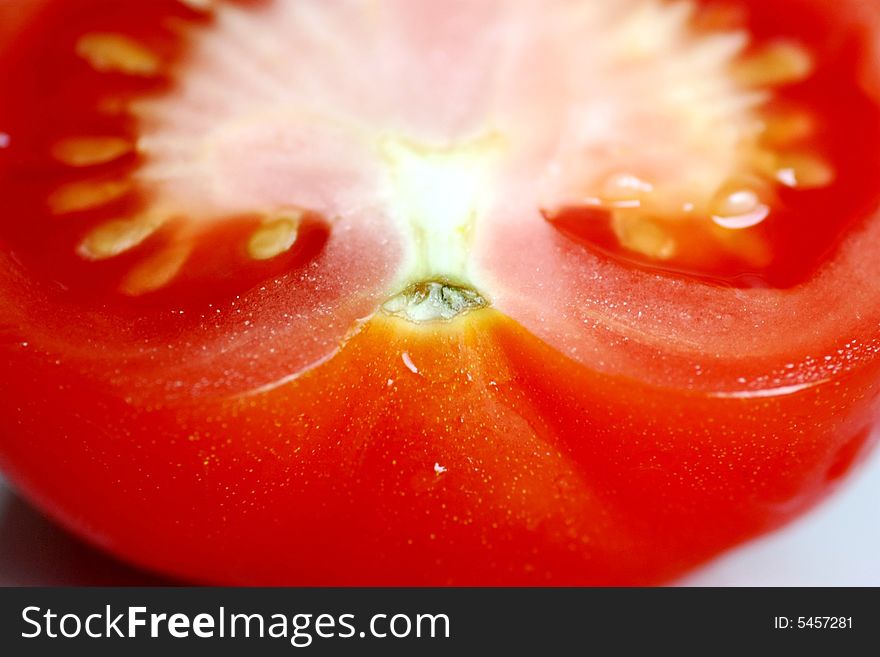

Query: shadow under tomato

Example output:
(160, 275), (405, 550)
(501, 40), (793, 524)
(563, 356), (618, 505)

(0, 480), (169, 586)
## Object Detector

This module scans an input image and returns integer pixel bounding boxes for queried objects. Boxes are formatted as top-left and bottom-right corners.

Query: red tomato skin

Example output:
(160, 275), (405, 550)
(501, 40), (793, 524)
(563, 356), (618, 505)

(2, 0), (880, 586)
(1, 310), (877, 585)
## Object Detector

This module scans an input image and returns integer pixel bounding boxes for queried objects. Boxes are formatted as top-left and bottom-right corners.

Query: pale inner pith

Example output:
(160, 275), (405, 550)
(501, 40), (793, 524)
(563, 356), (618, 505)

(61, 0), (828, 299)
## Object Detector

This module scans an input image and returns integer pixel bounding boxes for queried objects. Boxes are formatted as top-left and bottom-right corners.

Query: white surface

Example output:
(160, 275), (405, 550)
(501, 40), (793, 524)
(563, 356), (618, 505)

(1, 445), (878, 586)
(681, 442), (880, 586)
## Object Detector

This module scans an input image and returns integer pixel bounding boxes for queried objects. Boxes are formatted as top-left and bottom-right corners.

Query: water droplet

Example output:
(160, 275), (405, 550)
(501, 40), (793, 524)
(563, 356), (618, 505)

(402, 352), (420, 375)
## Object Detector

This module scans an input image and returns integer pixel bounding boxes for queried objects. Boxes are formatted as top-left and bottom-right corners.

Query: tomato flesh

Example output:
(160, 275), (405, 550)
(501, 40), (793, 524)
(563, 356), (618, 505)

(1, 0), (880, 585)
(3, 308), (877, 585)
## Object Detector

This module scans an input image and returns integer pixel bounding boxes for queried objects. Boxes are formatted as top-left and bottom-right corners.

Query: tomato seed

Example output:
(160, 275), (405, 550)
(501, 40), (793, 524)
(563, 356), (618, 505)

(51, 136), (133, 167)
(76, 32), (162, 77)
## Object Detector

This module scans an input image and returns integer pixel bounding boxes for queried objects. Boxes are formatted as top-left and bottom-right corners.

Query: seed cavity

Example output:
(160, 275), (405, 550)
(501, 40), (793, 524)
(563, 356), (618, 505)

(382, 280), (488, 323)
(52, 136), (132, 167)
(537, 9), (832, 271)
(246, 212), (302, 261)
(77, 215), (164, 261)
(76, 33), (161, 77)
(48, 179), (131, 214)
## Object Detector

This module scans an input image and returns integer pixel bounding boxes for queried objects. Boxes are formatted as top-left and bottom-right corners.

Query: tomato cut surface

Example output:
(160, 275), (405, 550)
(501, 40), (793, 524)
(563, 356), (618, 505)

(1, 0), (880, 585)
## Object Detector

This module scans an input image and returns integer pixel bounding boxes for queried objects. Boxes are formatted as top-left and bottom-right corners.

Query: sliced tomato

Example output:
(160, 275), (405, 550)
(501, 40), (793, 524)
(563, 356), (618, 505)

(1, 0), (879, 585)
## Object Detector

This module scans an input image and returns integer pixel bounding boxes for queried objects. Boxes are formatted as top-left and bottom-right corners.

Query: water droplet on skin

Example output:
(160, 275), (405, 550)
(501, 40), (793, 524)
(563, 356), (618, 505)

(402, 352), (420, 375)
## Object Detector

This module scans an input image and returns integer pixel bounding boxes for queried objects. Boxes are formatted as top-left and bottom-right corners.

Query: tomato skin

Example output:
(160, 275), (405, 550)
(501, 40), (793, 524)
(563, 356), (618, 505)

(1, 0), (880, 586)
(2, 304), (878, 585)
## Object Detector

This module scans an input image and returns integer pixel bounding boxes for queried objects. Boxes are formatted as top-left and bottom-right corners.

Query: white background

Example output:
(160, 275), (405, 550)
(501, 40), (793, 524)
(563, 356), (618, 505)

(1, 445), (878, 585)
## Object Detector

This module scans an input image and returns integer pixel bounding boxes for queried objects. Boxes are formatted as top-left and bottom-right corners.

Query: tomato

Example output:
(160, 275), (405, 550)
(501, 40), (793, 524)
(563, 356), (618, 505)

(1, 0), (880, 585)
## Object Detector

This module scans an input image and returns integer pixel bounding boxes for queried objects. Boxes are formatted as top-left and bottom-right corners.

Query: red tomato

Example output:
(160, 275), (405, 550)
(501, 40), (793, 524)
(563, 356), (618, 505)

(1, 0), (880, 585)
